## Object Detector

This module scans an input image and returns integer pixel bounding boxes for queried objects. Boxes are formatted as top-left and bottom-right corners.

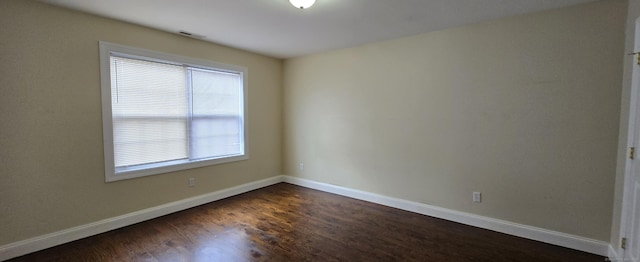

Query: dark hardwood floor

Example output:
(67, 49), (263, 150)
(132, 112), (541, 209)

(9, 183), (605, 261)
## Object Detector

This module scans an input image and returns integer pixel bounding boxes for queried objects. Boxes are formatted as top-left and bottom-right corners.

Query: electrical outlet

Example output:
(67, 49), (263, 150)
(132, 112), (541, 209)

(188, 178), (195, 187)
(299, 162), (304, 171)
(473, 192), (481, 203)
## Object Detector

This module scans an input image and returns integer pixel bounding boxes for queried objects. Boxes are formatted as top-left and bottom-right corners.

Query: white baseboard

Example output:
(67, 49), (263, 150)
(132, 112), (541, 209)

(0, 175), (612, 260)
(0, 175), (285, 261)
(282, 176), (610, 257)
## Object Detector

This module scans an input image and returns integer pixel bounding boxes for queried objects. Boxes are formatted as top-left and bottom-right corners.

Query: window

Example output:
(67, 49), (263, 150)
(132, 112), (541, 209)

(99, 42), (248, 182)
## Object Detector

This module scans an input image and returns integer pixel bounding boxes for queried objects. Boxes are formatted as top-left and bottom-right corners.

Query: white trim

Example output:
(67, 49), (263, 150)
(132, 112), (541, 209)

(609, 244), (620, 262)
(0, 176), (284, 261)
(283, 176), (610, 256)
(615, 16), (640, 262)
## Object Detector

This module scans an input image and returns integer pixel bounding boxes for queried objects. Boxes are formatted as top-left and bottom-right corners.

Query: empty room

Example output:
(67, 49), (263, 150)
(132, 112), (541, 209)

(1, 0), (639, 261)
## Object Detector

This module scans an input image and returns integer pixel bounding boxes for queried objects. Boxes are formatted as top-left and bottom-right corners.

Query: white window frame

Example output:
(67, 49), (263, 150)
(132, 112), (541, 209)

(99, 41), (249, 182)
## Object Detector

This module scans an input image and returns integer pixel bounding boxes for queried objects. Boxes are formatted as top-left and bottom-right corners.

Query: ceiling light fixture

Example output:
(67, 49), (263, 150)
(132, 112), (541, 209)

(289, 0), (315, 9)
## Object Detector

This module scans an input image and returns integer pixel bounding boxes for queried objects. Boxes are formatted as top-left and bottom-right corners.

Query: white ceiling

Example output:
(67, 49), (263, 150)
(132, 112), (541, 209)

(41, 0), (600, 59)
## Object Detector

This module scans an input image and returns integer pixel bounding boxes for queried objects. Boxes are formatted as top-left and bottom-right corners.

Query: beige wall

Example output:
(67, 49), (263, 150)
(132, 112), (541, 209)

(0, 0), (282, 246)
(612, 0), (640, 251)
(284, 0), (626, 241)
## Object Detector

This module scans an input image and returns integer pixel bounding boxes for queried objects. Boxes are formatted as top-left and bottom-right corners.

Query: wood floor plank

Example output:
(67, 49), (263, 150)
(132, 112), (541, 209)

(8, 183), (606, 261)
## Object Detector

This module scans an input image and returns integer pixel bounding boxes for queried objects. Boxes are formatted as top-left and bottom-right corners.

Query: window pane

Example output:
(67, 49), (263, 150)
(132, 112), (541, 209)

(113, 118), (187, 167)
(190, 69), (242, 159)
(110, 56), (188, 167)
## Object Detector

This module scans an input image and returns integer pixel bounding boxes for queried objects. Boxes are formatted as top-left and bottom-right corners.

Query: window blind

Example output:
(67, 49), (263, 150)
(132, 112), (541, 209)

(109, 55), (243, 170)
(189, 68), (243, 159)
